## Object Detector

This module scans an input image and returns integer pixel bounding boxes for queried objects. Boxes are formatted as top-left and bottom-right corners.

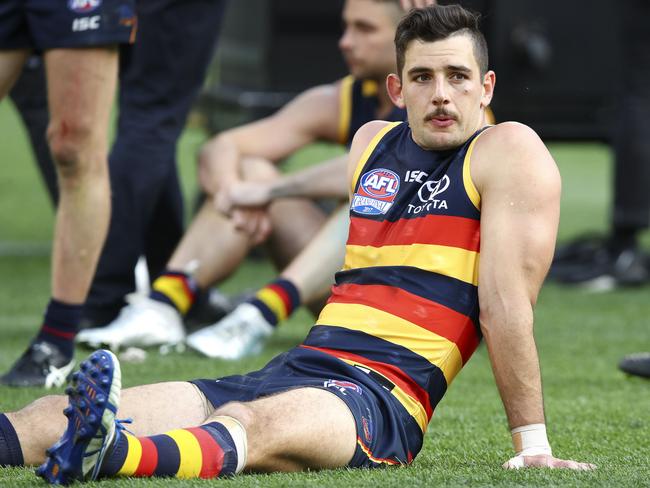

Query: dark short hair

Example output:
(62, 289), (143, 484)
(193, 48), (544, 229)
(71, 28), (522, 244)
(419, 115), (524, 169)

(395, 4), (488, 76)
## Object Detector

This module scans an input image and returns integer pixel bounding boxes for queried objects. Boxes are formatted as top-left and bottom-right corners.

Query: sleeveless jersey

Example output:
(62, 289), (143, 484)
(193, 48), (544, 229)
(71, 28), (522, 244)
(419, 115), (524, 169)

(302, 122), (487, 434)
(337, 75), (406, 146)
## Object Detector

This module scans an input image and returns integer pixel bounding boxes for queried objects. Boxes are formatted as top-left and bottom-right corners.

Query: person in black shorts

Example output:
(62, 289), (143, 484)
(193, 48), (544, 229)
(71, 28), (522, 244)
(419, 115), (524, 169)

(0, 5), (594, 483)
(0, 0), (136, 388)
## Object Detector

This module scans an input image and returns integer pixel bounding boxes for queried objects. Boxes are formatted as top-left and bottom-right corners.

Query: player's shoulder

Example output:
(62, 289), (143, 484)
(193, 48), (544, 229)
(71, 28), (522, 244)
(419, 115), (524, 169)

(477, 121), (543, 153)
(472, 121), (558, 191)
(351, 120), (399, 150)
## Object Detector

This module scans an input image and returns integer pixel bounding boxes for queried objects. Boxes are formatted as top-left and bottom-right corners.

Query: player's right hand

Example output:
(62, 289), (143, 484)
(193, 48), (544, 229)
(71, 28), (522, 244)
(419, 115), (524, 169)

(503, 454), (596, 471)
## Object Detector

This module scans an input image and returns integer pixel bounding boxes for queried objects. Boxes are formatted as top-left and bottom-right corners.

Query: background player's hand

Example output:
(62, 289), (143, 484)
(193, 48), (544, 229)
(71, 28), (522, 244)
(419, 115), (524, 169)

(503, 454), (596, 471)
(231, 208), (272, 245)
(400, 0), (436, 11)
(229, 180), (273, 208)
(213, 182), (240, 216)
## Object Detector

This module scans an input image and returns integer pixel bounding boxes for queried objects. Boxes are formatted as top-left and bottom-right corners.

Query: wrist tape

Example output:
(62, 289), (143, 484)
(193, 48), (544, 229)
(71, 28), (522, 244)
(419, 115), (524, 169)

(511, 423), (552, 456)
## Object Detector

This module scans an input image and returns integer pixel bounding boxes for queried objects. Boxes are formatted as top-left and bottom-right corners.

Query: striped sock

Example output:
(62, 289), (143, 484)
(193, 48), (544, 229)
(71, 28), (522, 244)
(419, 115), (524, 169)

(149, 270), (199, 316)
(101, 421), (241, 479)
(0, 414), (23, 467)
(34, 298), (82, 358)
(248, 278), (300, 327)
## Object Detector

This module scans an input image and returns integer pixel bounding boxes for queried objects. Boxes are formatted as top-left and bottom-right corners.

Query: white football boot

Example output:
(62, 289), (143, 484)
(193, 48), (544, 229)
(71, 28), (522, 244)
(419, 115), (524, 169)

(186, 303), (273, 360)
(76, 294), (185, 351)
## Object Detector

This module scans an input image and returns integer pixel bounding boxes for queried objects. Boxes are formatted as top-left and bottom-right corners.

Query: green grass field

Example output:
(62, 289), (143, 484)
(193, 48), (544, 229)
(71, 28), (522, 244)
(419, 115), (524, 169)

(0, 99), (649, 487)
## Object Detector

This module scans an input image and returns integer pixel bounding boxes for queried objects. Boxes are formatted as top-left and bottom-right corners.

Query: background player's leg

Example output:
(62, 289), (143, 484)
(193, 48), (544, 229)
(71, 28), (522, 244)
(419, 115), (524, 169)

(280, 204), (349, 314)
(5, 381), (208, 466)
(44, 47), (117, 304)
(0, 49), (28, 99)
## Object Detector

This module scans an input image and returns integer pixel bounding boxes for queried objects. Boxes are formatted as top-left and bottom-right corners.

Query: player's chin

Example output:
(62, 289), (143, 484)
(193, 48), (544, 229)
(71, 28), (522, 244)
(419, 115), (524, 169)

(421, 133), (460, 151)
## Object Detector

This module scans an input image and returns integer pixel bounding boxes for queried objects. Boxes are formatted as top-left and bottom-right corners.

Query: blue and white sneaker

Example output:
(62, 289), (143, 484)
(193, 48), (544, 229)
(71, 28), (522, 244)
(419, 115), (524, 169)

(36, 349), (121, 485)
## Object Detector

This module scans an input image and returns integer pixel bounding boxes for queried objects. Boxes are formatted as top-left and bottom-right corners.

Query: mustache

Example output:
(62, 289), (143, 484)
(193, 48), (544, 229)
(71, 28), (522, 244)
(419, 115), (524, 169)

(424, 109), (457, 121)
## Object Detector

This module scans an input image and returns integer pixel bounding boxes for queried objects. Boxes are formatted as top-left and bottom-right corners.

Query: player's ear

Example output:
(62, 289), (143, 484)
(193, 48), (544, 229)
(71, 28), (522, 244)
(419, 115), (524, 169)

(480, 70), (496, 109)
(386, 73), (405, 108)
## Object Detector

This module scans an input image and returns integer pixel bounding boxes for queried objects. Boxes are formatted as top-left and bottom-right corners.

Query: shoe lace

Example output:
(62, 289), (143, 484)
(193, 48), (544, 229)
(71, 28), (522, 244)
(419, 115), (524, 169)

(115, 418), (134, 436)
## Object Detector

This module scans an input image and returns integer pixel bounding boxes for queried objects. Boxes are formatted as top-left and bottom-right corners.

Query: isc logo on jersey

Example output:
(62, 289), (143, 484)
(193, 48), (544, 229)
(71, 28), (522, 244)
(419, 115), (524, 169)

(68, 0), (101, 13)
(351, 168), (400, 215)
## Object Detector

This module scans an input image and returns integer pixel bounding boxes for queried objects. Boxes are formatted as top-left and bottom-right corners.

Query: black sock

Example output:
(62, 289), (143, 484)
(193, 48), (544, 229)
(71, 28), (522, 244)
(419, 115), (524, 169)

(0, 414), (24, 467)
(611, 226), (639, 252)
(34, 298), (82, 358)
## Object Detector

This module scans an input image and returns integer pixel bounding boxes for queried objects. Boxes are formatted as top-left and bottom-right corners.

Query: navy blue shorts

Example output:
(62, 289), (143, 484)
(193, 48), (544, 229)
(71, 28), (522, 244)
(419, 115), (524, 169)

(191, 346), (424, 468)
(0, 0), (136, 50)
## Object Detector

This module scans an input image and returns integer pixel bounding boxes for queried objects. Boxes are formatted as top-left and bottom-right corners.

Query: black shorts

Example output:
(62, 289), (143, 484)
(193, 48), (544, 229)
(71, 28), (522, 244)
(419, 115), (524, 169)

(191, 346), (424, 468)
(0, 0), (136, 50)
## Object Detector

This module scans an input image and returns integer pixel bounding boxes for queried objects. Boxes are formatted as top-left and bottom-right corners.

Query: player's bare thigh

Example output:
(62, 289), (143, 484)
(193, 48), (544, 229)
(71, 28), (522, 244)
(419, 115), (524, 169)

(0, 49), (30, 99)
(210, 387), (357, 472)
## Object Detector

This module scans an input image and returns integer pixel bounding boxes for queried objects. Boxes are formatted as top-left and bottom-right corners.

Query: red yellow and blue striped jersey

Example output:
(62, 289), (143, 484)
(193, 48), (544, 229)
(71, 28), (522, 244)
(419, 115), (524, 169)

(303, 121), (488, 434)
(338, 75), (406, 146)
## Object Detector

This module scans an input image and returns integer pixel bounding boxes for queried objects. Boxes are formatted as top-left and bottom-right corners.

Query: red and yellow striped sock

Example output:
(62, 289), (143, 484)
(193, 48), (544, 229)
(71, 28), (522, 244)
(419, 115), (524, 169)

(101, 420), (244, 479)
(149, 270), (198, 316)
(248, 278), (300, 327)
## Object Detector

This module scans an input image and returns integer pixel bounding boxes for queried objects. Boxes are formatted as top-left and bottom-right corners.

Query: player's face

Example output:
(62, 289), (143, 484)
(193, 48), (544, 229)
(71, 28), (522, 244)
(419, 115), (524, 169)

(339, 0), (399, 80)
(387, 34), (495, 150)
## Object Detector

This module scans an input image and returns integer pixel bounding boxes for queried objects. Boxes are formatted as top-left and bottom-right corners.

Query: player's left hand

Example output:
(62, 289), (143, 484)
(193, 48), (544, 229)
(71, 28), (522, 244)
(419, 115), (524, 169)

(503, 454), (596, 471)
(399, 0), (436, 11)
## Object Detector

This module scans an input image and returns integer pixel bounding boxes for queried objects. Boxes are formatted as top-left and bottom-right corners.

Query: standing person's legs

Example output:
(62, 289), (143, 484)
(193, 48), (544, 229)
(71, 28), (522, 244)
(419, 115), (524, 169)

(0, 49), (28, 98)
(8, 55), (59, 204)
(84, 0), (228, 327)
(612, 0), (650, 240)
(45, 48), (117, 304)
(0, 47), (119, 388)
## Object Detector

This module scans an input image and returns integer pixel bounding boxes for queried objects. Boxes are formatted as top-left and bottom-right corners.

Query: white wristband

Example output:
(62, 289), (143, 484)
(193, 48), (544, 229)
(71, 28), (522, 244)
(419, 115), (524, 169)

(511, 423), (552, 456)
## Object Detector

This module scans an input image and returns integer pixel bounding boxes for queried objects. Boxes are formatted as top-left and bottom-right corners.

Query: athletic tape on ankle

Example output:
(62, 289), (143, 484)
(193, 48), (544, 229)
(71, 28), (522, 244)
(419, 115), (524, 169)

(511, 423), (552, 456)
(212, 416), (247, 474)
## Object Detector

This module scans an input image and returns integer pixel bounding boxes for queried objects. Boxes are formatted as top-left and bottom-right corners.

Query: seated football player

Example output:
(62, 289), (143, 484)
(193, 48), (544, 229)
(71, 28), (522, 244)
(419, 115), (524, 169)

(1, 6), (594, 484)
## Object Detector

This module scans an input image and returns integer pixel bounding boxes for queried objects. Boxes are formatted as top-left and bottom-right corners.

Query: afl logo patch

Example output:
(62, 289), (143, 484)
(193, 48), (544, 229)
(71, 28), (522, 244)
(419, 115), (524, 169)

(68, 0), (101, 13)
(352, 168), (400, 215)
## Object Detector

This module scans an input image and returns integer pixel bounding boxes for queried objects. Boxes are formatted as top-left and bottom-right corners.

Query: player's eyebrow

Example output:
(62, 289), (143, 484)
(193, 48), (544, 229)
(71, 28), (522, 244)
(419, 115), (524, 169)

(406, 64), (472, 76)
(446, 64), (471, 73)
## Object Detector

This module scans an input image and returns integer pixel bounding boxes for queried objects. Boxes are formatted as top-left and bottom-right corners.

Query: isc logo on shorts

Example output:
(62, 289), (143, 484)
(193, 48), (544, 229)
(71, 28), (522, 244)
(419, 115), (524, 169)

(68, 0), (102, 14)
(351, 168), (400, 216)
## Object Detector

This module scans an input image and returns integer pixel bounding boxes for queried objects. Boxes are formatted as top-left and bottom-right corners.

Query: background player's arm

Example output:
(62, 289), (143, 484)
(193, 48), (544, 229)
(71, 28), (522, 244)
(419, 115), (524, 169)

(473, 123), (594, 469)
(228, 155), (349, 208)
(199, 83), (342, 211)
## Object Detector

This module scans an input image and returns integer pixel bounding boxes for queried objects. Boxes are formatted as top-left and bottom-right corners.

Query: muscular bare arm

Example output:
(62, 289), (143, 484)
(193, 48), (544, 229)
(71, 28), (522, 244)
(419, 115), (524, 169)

(472, 122), (594, 470)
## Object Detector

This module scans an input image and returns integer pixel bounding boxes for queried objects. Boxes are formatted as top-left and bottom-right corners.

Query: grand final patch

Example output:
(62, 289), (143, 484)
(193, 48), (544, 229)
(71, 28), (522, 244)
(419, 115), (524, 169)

(68, 0), (102, 14)
(351, 168), (400, 215)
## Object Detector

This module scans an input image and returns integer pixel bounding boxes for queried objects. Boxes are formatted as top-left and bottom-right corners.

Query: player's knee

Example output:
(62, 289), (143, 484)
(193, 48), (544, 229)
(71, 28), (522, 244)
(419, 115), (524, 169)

(241, 157), (280, 181)
(209, 401), (256, 431)
(47, 117), (102, 178)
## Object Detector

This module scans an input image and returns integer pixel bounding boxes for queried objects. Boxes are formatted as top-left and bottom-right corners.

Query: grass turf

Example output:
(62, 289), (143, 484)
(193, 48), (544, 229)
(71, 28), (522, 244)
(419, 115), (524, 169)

(1, 99), (649, 486)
